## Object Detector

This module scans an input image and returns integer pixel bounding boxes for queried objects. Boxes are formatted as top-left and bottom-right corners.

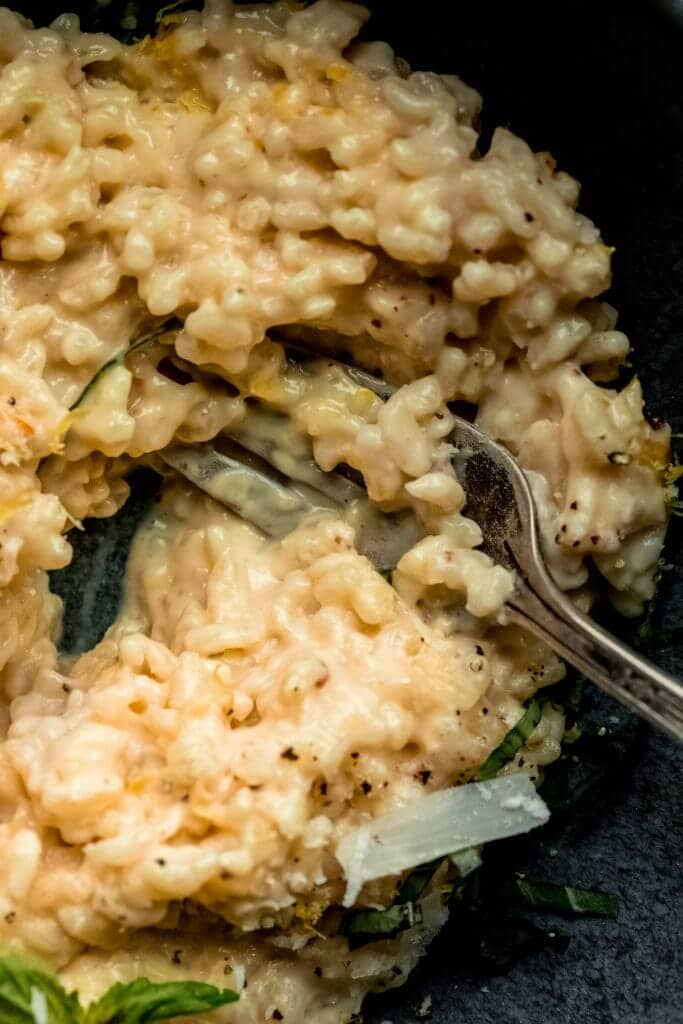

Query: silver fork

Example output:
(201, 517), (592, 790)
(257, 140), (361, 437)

(160, 346), (683, 742)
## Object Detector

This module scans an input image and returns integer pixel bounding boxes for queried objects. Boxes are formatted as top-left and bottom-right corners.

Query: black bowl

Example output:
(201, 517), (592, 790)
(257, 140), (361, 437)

(19, 1), (682, 1021)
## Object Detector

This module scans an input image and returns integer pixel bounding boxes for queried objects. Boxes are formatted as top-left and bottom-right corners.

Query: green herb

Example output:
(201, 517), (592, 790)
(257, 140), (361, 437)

(448, 872), (569, 973)
(476, 699), (542, 781)
(0, 956), (238, 1024)
(449, 846), (482, 879)
(70, 320), (179, 412)
(504, 878), (619, 918)
(394, 857), (442, 904)
(0, 955), (81, 1023)
(469, 912), (570, 972)
(340, 857), (441, 949)
(84, 978), (239, 1023)
(339, 901), (422, 949)
(562, 722), (582, 744)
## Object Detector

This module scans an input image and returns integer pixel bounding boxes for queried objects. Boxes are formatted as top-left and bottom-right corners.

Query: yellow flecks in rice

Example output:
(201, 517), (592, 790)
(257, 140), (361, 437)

(325, 63), (352, 82)
(0, 1), (671, 1021)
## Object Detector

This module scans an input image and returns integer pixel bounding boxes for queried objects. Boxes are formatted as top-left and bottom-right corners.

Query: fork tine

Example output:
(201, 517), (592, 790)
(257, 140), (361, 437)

(160, 442), (338, 539)
(232, 406), (365, 507)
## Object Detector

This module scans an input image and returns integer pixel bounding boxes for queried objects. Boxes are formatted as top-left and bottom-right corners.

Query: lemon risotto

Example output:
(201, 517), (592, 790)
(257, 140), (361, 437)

(0, 1), (672, 1020)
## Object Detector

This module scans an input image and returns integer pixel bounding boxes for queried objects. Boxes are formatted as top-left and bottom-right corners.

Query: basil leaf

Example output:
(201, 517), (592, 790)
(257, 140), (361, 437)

(449, 846), (482, 879)
(339, 901), (422, 950)
(468, 911), (570, 972)
(84, 979), (238, 1024)
(70, 320), (180, 412)
(394, 857), (442, 904)
(476, 699), (542, 780)
(0, 955), (82, 1023)
(449, 872), (570, 974)
(505, 878), (619, 918)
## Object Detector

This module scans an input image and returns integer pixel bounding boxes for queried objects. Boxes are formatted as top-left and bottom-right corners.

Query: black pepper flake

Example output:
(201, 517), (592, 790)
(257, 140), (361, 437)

(591, 535), (599, 544)
(180, 793), (189, 802)
(524, 211), (535, 222)
(561, 524), (567, 533)
(8, 396), (15, 406)
(391, 965), (403, 976)
(4, 911), (16, 924)
(220, 870), (232, 880)
(482, 707), (489, 716)
(416, 769), (432, 785)
(371, 318), (382, 328)
(570, 501), (578, 510)
(473, 247), (482, 254)
(62, 683), (71, 694)
(319, 781), (328, 796)
(350, 751), (359, 760)
(572, 540), (580, 548)
(475, 644), (484, 656)
(519, 756), (526, 767)
(156, 858), (166, 866)
(313, 966), (323, 978)
(272, 1012), (283, 1021)
(171, 949), (182, 965)
(360, 781), (372, 795)
(281, 747), (299, 760)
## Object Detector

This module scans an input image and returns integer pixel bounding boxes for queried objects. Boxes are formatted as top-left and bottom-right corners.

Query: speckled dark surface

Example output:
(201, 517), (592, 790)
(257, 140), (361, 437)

(45, 1), (682, 1021)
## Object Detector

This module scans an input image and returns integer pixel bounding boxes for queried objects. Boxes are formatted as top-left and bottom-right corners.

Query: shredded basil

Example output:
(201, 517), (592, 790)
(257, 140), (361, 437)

(339, 901), (422, 949)
(0, 956), (238, 1024)
(70, 320), (180, 412)
(448, 871), (569, 973)
(394, 857), (442, 904)
(0, 955), (81, 1023)
(84, 978), (239, 1023)
(449, 846), (482, 879)
(504, 878), (619, 918)
(340, 857), (441, 949)
(476, 699), (542, 781)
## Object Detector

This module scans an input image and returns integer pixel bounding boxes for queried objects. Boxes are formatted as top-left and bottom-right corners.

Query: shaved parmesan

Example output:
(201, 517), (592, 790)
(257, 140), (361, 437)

(337, 774), (549, 906)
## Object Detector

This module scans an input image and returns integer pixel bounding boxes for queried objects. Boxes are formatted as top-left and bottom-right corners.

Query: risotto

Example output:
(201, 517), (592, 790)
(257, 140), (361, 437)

(0, 0), (672, 1020)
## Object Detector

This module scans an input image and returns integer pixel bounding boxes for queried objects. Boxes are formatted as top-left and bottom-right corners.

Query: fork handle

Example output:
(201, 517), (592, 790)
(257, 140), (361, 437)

(507, 581), (683, 742)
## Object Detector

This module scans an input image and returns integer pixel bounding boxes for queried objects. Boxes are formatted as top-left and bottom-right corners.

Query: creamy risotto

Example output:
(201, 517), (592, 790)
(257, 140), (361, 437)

(0, 0), (672, 1020)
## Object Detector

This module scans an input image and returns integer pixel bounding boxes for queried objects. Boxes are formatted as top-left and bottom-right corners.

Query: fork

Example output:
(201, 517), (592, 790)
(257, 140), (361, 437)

(160, 345), (683, 742)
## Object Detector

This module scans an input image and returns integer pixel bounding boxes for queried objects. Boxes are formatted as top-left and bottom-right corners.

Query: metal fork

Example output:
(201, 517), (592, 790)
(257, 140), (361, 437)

(160, 346), (683, 742)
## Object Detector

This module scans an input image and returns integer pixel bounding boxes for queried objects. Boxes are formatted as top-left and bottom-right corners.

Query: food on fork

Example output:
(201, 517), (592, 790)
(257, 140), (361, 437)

(0, 1), (673, 1021)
